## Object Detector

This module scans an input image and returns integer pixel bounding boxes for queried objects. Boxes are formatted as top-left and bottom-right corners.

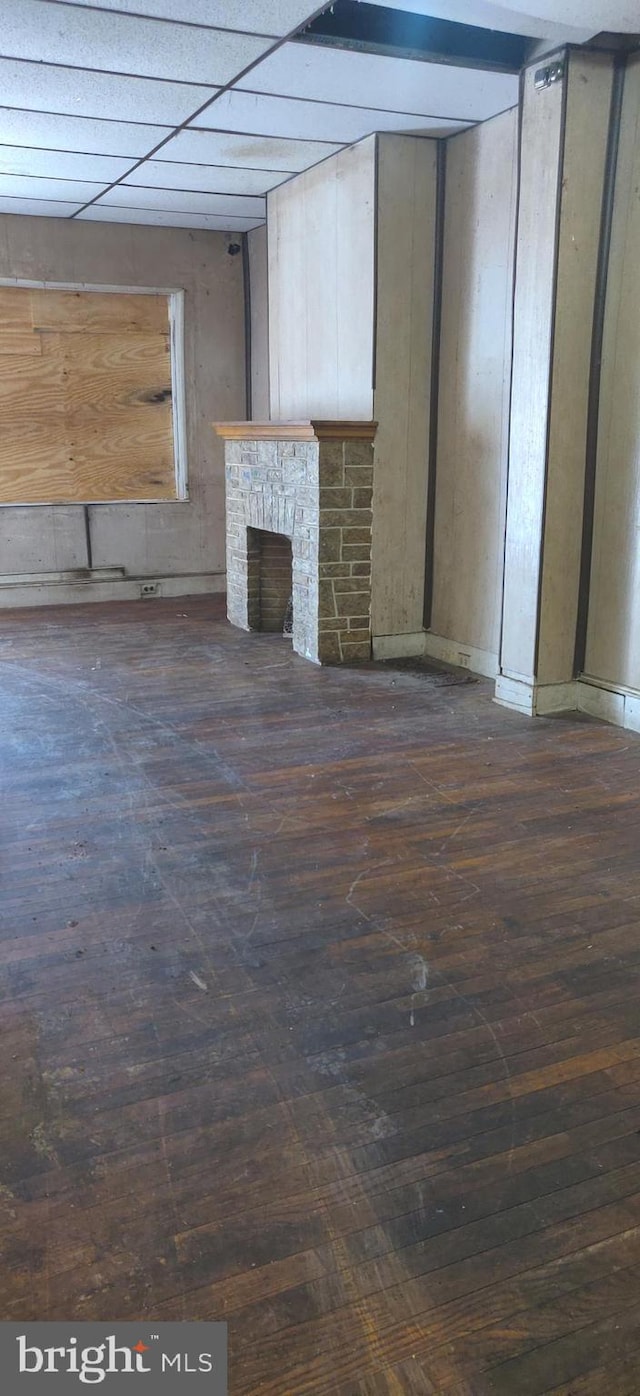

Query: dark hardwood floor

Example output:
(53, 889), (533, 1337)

(2, 595), (640, 1393)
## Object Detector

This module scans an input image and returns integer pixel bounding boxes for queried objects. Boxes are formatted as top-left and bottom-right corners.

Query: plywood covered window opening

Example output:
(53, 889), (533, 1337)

(0, 283), (186, 505)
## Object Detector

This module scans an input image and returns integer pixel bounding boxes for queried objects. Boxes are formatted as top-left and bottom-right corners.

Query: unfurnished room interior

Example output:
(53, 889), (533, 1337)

(2, 0), (640, 1391)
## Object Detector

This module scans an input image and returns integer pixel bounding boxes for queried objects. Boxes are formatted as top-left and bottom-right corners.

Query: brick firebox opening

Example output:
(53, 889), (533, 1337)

(247, 528), (293, 635)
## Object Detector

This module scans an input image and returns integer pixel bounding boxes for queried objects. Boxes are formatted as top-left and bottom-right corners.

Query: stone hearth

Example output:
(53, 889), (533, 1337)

(214, 422), (377, 664)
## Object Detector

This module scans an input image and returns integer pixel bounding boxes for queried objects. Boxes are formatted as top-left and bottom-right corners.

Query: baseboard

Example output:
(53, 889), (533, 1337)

(421, 631), (499, 679)
(372, 631), (427, 660)
(0, 572), (225, 609)
(536, 681), (579, 715)
(372, 629), (498, 677)
(577, 679), (640, 732)
(494, 674), (537, 714)
(494, 671), (640, 736)
(494, 676), (578, 716)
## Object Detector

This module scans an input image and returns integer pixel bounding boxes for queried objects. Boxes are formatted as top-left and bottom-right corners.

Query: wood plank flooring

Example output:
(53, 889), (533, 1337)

(1, 596), (640, 1393)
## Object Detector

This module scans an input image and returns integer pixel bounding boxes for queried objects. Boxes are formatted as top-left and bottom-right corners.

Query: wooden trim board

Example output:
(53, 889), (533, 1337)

(213, 421), (377, 441)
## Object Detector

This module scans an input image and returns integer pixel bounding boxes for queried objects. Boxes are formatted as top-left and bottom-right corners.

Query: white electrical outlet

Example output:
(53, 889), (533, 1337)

(140, 581), (160, 598)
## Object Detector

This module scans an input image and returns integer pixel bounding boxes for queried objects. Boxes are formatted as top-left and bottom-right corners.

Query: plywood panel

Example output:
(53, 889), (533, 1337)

(431, 109), (518, 661)
(0, 347), (65, 417)
(1, 283), (169, 336)
(30, 287), (169, 334)
(0, 285), (174, 504)
(0, 412), (174, 504)
(0, 287), (41, 354)
(585, 55), (640, 690)
(57, 329), (169, 375)
(268, 139), (376, 420)
(0, 285), (34, 328)
(372, 133), (438, 638)
(0, 421), (73, 505)
(0, 329), (42, 356)
(56, 332), (171, 416)
(68, 415), (175, 501)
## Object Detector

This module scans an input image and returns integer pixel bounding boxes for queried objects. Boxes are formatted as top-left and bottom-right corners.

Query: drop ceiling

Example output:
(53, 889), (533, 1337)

(372, 0), (640, 42)
(0, 0), (624, 231)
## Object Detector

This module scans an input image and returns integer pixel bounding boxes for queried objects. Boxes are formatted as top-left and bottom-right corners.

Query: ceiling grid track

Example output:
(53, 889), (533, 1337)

(0, 1), (634, 229)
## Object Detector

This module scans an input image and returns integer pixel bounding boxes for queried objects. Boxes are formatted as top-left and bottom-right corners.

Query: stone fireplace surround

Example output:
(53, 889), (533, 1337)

(214, 421), (377, 664)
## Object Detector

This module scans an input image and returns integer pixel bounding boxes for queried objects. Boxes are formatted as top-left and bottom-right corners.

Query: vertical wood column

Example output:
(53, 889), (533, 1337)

(583, 54), (640, 694)
(371, 133), (437, 643)
(497, 50), (615, 715)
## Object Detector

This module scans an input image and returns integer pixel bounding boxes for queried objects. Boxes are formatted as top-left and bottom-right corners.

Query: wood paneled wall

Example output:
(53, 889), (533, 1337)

(266, 133), (437, 641)
(0, 286), (175, 505)
(372, 134), (437, 639)
(501, 52), (614, 688)
(431, 109), (518, 667)
(585, 55), (640, 691)
(0, 216), (245, 587)
(262, 73), (640, 698)
(500, 59), (565, 682)
(537, 50), (614, 685)
(267, 138), (376, 421)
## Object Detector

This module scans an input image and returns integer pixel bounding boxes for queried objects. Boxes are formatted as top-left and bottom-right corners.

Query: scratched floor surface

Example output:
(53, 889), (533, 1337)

(2, 596), (640, 1394)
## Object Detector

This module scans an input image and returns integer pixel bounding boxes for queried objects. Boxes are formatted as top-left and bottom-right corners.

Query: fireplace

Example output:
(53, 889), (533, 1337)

(247, 528), (293, 634)
(215, 421), (377, 664)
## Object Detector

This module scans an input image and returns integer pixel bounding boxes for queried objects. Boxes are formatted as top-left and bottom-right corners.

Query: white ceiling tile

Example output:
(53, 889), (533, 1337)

(2, 0), (272, 86)
(238, 42), (518, 120)
(0, 60), (216, 126)
(190, 91), (469, 143)
(128, 160), (288, 194)
(0, 145), (133, 183)
(98, 186), (266, 215)
(77, 206), (264, 230)
(50, 1), (323, 37)
(507, 0), (639, 29)
(158, 126), (344, 171)
(0, 197), (79, 217)
(0, 108), (172, 157)
(0, 173), (102, 201)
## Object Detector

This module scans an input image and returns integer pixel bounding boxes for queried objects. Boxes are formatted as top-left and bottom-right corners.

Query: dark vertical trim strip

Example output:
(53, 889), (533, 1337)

(573, 54), (626, 676)
(423, 137), (446, 630)
(83, 505), (93, 571)
(497, 66), (525, 676)
(532, 47), (570, 677)
(241, 231), (252, 421)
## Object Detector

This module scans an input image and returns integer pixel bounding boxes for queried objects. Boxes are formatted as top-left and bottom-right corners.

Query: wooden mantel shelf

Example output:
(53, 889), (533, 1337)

(213, 420), (377, 442)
